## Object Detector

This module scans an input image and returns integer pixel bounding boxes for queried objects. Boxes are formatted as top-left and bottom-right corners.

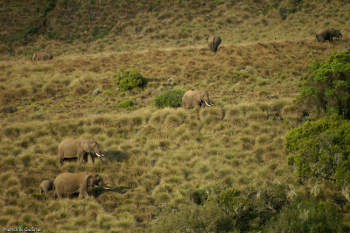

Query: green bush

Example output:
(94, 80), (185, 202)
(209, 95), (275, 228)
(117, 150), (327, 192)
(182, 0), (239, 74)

(153, 184), (289, 233)
(285, 114), (350, 186)
(190, 189), (209, 205)
(264, 196), (347, 233)
(154, 89), (185, 108)
(116, 69), (147, 91)
(298, 51), (350, 119)
(218, 184), (288, 232)
(92, 27), (110, 40)
(118, 100), (134, 108)
(152, 202), (234, 233)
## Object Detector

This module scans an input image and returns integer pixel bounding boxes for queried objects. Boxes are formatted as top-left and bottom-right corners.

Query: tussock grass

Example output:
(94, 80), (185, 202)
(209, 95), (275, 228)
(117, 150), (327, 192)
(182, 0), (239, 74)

(0, 1), (350, 231)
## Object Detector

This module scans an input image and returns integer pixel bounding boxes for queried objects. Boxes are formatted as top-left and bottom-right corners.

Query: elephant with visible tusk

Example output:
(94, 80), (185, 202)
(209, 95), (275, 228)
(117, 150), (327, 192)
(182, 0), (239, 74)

(182, 90), (213, 109)
(316, 28), (342, 42)
(58, 138), (105, 166)
(54, 172), (106, 199)
(31, 52), (53, 62)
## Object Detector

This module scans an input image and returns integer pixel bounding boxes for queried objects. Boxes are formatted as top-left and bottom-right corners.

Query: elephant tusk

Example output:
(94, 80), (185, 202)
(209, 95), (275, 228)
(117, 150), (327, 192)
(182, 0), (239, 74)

(96, 152), (105, 158)
(204, 100), (211, 107)
(103, 186), (112, 190)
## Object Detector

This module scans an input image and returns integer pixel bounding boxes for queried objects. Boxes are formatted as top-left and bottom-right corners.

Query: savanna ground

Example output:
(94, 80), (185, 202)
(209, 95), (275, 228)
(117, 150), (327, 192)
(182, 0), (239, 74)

(0, 0), (350, 232)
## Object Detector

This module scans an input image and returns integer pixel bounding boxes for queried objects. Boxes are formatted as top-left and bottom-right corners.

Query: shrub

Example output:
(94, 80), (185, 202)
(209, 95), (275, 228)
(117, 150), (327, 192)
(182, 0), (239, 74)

(116, 69), (147, 91)
(154, 89), (185, 108)
(190, 189), (209, 205)
(152, 202), (234, 233)
(285, 114), (350, 186)
(92, 27), (110, 40)
(218, 184), (288, 232)
(153, 184), (289, 233)
(298, 51), (350, 119)
(118, 100), (134, 108)
(264, 196), (347, 233)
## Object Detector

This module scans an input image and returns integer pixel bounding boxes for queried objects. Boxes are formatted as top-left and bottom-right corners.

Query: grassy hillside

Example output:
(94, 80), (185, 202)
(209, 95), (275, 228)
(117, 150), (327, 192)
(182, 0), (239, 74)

(0, 0), (350, 232)
(1, 0), (350, 56)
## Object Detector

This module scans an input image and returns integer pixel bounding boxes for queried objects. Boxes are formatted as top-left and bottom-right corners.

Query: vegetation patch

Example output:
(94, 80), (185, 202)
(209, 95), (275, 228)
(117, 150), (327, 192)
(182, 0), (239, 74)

(116, 69), (147, 91)
(154, 89), (185, 108)
(265, 196), (347, 232)
(118, 100), (134, 108)
(298, 51), (350, 119)
(286, 114), (350, 186)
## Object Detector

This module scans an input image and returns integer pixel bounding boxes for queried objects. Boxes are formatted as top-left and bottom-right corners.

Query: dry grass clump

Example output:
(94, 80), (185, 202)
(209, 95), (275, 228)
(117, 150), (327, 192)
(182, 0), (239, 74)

(149, 108), (188, 129)
(69, 76), (97, 96)
(164, 111), (186, 128)
(43, 78), (71, 97)
(199, 107), (225, 125)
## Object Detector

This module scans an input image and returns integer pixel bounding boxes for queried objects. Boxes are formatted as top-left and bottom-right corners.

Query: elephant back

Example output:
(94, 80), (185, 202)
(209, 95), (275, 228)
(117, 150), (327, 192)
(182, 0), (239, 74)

(54, 172), (85, 195)
(58, 138), (80, 157)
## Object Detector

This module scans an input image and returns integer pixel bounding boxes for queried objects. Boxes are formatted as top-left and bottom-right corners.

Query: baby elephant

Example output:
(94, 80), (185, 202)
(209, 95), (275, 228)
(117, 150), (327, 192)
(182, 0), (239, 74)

(316, 28), (342, 42)
(40, 180), (54, 194)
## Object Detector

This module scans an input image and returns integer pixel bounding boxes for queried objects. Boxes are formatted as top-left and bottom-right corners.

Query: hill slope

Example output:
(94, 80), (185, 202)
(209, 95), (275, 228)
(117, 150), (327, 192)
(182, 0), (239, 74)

(1, 0), (349, 55)
(0, 0), (350, 232)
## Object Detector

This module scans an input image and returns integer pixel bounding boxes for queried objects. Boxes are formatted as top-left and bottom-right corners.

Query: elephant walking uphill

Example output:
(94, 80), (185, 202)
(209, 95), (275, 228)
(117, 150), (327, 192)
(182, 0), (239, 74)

(54, 172), (105, 199)
(207, 35), (222, 53)
(58, 138), (104, 165)
(182, 90), (213, 109)
(316, 28), (342, 42)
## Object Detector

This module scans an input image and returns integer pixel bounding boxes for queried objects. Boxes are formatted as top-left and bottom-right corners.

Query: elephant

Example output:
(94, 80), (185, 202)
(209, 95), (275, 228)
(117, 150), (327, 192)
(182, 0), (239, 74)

(316, 28), (342, 42)
(58, 138), (104, 166)
(40, 180), (54, 194)
(182, 90), (213, 109)
(207, 35), (222, 52)
(31, 52), (53, 62)
(54, 172), (105, 199)
(332, 29), (343, 40)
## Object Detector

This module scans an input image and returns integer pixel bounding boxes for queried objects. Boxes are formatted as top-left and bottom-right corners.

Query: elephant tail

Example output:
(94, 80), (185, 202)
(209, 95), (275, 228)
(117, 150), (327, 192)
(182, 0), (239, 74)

(58, 157), (63, 166)
(58, 148), (64, 165)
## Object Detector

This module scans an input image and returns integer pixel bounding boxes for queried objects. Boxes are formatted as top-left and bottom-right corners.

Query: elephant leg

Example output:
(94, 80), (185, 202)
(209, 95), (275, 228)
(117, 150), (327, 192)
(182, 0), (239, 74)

(78, 153), (83, 164)
(87, 153), (93, 164)
(55, 190), (62, 199)
(79, 190), (88, 199)
(59, 157), (63, 166)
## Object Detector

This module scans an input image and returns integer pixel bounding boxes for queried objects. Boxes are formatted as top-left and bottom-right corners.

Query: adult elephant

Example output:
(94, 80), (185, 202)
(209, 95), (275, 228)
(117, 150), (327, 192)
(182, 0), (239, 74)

(58, 138), (104, 165)
(207, 35), (222, 53)
(316, 28), (342, 42)
(31, 52), (53, 62)
(54, 172), (105, 199)
(182, 90), (213, 109)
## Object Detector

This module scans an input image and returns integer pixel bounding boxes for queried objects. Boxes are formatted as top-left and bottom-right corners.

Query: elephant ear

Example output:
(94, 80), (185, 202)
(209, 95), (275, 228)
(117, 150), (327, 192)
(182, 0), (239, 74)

(80, 140), (88, 151)
(87, 140), (98, 150)
(83, 175), (93, 190)
(95, 174), (104, 186)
